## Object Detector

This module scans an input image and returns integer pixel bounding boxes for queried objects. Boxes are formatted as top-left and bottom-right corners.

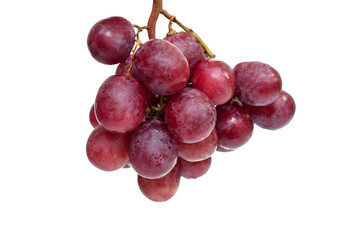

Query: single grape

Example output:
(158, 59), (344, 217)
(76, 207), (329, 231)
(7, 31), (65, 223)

(87, 16), (135, 65)
(165, 88), (217, 143)
(193, 59), (236, 105)
(95, 75), (147, 133)
(132, 39), (189, 96)
(178, 157), (211, 179)
(244, 90), (296, 130)
(234, 62), (282, 106)
(89, 104), (99, 128)
(216, 100), (254, 150)
(86, 126), (130, 171)
(129, 120), (178, 179)
(176, 128), (217, 162)
(164, 31), (206, 79)
(137, 165), (181, 202)
(115, 56), (132, 74)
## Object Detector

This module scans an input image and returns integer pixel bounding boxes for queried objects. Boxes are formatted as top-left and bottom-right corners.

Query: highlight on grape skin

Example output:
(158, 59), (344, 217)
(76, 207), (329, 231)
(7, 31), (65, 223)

(85, 1), (296, 202)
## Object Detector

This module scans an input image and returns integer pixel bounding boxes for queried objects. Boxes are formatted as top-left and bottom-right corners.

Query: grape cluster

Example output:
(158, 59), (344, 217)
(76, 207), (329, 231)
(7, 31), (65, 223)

(86, 16), (296, 202)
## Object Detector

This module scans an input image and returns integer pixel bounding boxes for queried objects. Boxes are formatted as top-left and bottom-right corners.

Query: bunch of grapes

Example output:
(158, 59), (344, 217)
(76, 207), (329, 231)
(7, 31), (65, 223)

(86, 5), (296, 202)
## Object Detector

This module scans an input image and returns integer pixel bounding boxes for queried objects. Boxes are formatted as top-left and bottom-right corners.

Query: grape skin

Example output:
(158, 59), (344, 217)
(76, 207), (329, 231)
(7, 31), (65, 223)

(86, 126), (130, 171)
(87, 17), (135, 65)
(89, 104), (99, 128)
(178, 157), (211, 179)
(245, 90), (296, 130)
(95, 75), (147, 133)
(164, 31), (206, 79)
(193, 59), (236, 105)
(115, 56), (132, 74)
(132, 39), (189, 96)
(165, 88), (217, 143)
(129, 120), (178, 179)
(176, 128), (217, 162)
(137, 165), (181, 202)
(234, 62), (282, 106)
(216, 100), (254, 150)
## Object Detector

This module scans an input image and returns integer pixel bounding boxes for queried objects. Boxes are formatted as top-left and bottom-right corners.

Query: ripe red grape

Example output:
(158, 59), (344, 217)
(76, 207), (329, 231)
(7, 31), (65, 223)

(129, 120), (178, 179)
(234, 62), (282, 106)
(95, 75), (147, 133)
(87, 16), (135, 65)
(216, 146), (233, 152)
(132, 39), (189, 95)
(165, 88), (217, 143)
(164, 31), (206, 79)
(86, 126), (130, 171)
(89, 104), (99, 128)
(178, 157), (211, 179)
(193, 59), (236, 105)
(176, 128), (217, 162)
(216, 100), (254, 150)
(137, 165), (181, 202)
(115, 56), (132, 74)
(245, 90), (296, 130)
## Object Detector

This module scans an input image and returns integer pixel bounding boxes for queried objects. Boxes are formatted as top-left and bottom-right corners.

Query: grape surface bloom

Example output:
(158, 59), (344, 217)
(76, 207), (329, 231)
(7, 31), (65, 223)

(95, 75), (147, 133)
(165, 88), (217, 143)
(132, 39), (189, 95)
(87, 16), (135, 65)
(245, 90), (296, 130)
(234, 61), (282, 106)
(129, 120), (178, 179)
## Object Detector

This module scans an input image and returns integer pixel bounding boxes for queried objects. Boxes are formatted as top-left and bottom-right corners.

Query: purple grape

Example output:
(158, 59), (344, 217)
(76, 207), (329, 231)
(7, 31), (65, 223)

(86, 126), (130, 171)
(178, 157), (211, 179)
(129, 120), (178, 179)
(87, 16), (135, 65)
(245, 90), (296, 130)
(176, 128), (217, 162)
(165, 88), (217, 143)
(193, 59), (236, 105)
(95, 75), (147, 133)
(234, 62), (282, 106)
(216, 100), (254, 150)
(164, 31), (206, 79)
(132, 39), (189, 95)
(137, 165), (181, 202)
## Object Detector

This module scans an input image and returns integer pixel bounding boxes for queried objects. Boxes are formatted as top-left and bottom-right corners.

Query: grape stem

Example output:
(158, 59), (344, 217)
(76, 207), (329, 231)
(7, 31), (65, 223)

(160, 10), (215, 58)
(147, 0), (215, 58)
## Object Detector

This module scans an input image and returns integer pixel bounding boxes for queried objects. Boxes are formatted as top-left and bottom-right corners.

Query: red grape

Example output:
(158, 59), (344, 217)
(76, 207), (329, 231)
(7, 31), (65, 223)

(245, 90), (296, 130)
(193, 59), (236, 105)
(129, 120), (178, 179)
(132, 39), (189, 96)
(87, 16), (135, 65)
(95, 75), (147, 133)
(137, 165), (181, 202)
(115, 56), (132, 74)
(164, 31), (206, 79)
(178, 157), (211, 179)
(86, 126), (130, 171)
(89, 104), (99, 128)
(176, 128), (217, 162)
(165, 88), (217, 143)
(216, 100), (254, 150)
(234, 62), (282, 106)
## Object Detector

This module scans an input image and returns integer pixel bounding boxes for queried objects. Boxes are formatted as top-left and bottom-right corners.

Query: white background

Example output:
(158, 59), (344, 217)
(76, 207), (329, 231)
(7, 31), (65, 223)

(0, 0), (360, 239)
